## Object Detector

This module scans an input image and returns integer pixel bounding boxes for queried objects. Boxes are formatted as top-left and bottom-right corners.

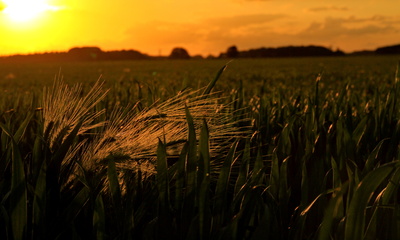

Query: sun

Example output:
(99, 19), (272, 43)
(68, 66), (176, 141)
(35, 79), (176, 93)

(1, 0), (58, 22)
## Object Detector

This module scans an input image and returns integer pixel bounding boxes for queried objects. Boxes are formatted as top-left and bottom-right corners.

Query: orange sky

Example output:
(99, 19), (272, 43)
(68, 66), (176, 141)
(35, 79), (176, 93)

(0, 0), (399, 56)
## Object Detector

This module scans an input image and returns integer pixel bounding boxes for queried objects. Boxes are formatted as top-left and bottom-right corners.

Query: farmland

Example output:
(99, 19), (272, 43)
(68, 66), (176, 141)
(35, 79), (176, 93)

(1, 55), (399, 92)
(1, 55), (400, 239)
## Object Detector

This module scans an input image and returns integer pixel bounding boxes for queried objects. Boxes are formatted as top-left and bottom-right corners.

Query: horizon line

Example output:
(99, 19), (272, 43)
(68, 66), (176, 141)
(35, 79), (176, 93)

(2, 43), (398, 58)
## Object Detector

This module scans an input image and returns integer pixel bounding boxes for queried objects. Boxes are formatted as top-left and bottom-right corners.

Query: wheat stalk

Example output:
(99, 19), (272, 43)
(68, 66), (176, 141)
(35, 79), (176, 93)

(43, 78), (108, 148)
(81, 88), (246, 173)
(42, 79), (248, 179)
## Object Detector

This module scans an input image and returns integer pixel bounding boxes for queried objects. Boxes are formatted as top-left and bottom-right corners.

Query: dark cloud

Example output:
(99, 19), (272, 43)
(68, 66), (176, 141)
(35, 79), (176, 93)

(203, 14), (288, 29)
(309, 6), (349, 12)
(288, 16), (400, 51)
(298, 17), (396, 40)
(342, 15), (390, 23)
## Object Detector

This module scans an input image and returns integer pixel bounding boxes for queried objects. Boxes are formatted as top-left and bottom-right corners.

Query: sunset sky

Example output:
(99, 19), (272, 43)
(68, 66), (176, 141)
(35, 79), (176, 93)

(0, 0), (399, 56)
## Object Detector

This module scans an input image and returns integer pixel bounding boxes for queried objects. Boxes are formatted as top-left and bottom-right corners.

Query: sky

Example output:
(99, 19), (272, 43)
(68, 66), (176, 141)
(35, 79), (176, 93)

(0, 0), (399, 56)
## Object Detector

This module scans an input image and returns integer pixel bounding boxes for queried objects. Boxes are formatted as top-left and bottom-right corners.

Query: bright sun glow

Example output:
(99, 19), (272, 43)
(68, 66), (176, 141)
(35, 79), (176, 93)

(2, 0), (59, 22)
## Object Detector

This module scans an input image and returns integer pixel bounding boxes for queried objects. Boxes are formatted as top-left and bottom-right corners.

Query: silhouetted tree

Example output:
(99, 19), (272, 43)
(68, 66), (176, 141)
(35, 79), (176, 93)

(102, 50), (148, 60)
(376, 44), (400, 54)
(239, 45), (342, 58)
(68, 47), (103, 60)
(169, 47), (190, 59)
(226, 45), (239, 58)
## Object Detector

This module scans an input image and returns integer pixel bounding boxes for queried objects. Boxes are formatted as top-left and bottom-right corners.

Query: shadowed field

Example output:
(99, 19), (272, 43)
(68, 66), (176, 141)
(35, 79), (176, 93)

(0, 55), (400, 239)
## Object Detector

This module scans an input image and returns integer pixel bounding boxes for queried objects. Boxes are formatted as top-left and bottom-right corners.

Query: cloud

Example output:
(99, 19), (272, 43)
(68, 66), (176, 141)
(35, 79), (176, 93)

(121, 13), (400, 55)
(289, 16), (400, 51)
(309, 6), (349, 12)
(299, 17), (395, 39)
(123, 13), (289, 54)
(203, 14), (287, 28)
(240, 0), (273, 1)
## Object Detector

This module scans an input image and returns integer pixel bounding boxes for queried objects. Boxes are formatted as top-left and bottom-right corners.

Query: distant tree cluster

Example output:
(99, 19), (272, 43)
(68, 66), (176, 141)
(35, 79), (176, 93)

(376, 44), (400, 55)
(226, 46), (239, 58)
(219, 45), (345, 58)
(0, 47), (149, 63)
(1, 43), (400, 63)
(168, 47), (191, 59)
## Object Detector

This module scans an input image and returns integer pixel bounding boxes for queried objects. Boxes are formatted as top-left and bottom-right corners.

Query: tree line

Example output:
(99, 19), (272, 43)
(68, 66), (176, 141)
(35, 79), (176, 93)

(1, 43), (399, 63)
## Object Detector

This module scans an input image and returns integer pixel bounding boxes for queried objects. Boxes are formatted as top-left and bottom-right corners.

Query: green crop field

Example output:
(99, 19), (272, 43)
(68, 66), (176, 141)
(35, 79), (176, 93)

(1, 55), (400, 239)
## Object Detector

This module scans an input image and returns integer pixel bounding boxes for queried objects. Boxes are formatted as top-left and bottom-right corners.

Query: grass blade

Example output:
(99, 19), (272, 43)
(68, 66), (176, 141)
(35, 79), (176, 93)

(235, 140), (250, 196)
(93, 194), (106, 240)
(202, 64), (228, 96)
(318, 183), (348, 240)
(0, 123), (27, 240)
(363, 139), (387, 175)
(175, 142), (188, 210)
(13, 112), (33, 143)
(32, 159), (47, 238)
(185, 105), (197, 195)
(198, 119), (211, 239)
(214, 140), (238, 228)
(345, 162), (399, 240)
(107, 157), (122, 211)
(156, 139), (169, 209)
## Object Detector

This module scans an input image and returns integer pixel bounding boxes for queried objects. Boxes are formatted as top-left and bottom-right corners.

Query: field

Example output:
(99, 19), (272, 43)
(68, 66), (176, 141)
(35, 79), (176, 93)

(1, 55), (400, 239)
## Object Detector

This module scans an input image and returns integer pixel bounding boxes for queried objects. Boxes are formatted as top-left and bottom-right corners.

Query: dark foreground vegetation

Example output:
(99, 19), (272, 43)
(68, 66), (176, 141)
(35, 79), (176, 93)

(1, 57), (400, 239)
